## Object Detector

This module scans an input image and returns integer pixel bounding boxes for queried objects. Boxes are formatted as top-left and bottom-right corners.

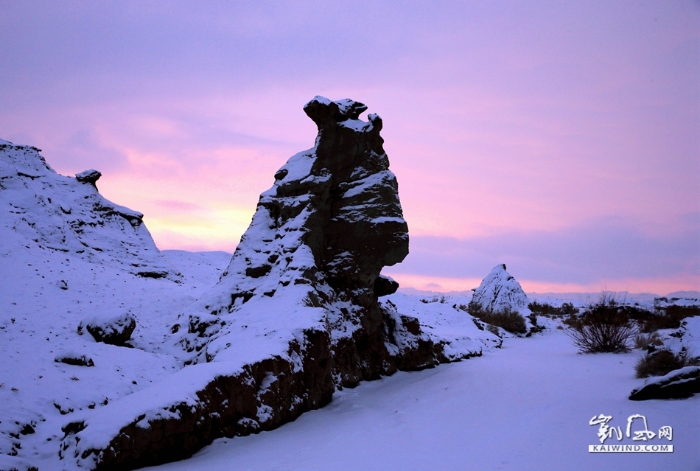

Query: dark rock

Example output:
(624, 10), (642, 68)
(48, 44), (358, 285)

(374, 274), (399, 297)
(629, 366), (700, 400)
(61, 328), (333, 470)
(75, 169), (101, 186)
(78, 312), (136, 346)
(61, 97), (446, 470)
(135, 270), (168, 279)
(54, 353), (95, 367)
(19, 424), (35, 435)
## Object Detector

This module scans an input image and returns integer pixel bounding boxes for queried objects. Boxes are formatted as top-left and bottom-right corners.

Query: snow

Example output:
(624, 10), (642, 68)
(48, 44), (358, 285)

(637, 366), (700, 387)
(0, 144), (234, 466)
(2, 237), (698, 470)
(385, 293), (502, 359)
(1, 142), (697, 470)
(269, 149), (315, 185)
(0, 144), (176, 278)
(142, 322), (699, 471)
(472, 264), (530, 314)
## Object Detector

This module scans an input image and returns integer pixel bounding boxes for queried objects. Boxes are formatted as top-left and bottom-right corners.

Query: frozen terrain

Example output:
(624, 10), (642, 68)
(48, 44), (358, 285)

(1, 133), (698, 470)
(143, 319), (700, 471)
(2, 243), (699, 470)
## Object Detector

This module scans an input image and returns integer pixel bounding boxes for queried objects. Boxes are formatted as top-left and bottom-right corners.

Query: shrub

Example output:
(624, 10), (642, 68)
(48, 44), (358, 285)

(633, 332), (663, 350)
(566, 292), (636, 353)
(639, 305), (700, 333)
(466, 301), (527, 335)
(528, 301), (579, 316)
(635, 349), (700, 378)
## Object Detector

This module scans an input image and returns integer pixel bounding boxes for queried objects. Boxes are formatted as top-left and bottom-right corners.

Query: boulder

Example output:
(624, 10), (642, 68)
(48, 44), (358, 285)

(629, 366), (700, 400)
(75, 169), (102, 186)
(78, 312), (136, 346)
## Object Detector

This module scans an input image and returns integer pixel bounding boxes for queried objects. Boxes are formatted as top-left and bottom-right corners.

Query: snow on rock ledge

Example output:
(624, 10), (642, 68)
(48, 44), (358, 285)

(629, 366), (700, 401)
(59, 98), (494, 470)
(0, 141), (177, 279)
(471, 264), (530, 314)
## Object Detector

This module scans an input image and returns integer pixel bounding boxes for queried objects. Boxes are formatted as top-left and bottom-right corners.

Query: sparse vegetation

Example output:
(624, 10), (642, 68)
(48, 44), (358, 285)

(635, 348), (699, 378)
(638, 305), (700, 333)
(633, 331), (663, 350)
(528, 301), (579, 316)
(462, 301), (527, 335)
(566, 292), (636, 353)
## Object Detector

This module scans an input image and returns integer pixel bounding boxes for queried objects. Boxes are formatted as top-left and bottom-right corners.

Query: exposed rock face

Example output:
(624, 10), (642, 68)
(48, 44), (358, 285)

(471, 264), (529, 313)
(181, 96), (422, 386)
(629, 366), (700, 400)
(0, 141), (177, 279)
(60, 97), (447, 470)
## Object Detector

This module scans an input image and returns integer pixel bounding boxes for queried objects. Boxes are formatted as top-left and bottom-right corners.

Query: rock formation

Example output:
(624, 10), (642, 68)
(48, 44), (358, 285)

(471, 264), (530, 314)
(629, 366), (700, 400)
(78, 311), (137, 346)
(0, 140), (177, 279)
(60, 97), (451, 470)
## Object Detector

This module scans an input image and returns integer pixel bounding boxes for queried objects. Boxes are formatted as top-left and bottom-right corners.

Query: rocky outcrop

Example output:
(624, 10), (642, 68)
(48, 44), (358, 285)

(54, 352), (95, 367)
(78, 312), (137, 346)
(179, 96), (425, 385)
(75, 169), (102, 187)
(0, 141), (176, 279)
(60, 97), (452, 470)
(629, 366), (700, 400)
(471, 264), (530, 314)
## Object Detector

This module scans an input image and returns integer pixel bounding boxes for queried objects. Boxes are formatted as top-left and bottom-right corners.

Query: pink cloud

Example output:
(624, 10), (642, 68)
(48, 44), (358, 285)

(0, 1), (697, 292)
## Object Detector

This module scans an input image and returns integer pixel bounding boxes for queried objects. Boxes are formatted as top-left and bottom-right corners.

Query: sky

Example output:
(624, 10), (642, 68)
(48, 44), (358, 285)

(0, 1), (698, 294)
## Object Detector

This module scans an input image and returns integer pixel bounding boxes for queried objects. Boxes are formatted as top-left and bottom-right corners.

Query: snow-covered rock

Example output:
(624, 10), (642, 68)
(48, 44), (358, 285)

(58, 98), (497, 470)
(0, 141), (177, 279)
(78, 311), (137, 346)
(629, 366), (700, 400)
(471, 264), (530, 314)
(54, 351), (95, 367)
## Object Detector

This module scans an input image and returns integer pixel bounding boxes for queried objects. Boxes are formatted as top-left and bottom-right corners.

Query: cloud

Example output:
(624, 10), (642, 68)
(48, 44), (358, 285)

(386, 216), (699, 286)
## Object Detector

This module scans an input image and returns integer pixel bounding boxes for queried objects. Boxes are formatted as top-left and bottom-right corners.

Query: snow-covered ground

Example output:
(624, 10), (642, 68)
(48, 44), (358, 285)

(0, 247), (231, 471)
(1, 140), (697, 471)
(143, 320), (698, 471)
(2, 245), (698, 470)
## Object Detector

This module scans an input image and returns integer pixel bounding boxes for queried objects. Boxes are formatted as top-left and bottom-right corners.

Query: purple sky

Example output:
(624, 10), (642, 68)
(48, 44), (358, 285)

(1, 1), (698, 293)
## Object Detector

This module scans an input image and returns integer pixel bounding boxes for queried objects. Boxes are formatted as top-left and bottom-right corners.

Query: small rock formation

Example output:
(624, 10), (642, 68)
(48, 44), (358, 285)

(629, 366), (700, 400)
(471, 264), (529, 313)
(60, 97), (450, 470)
(75, 169), (102, 187)
(78, 312), (137, 346)
(0, 141), (176, 279)
(54, 352), (95, 367)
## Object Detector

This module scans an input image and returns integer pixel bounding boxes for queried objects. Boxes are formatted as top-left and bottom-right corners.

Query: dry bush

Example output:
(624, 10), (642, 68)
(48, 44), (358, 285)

(635, 349), (699, 378)
(528, 301), (579, 316)
(566, 292), (636, 353)
(466, 301), (527, 335)
(633, 332), (663, 350)
(639, 305), (700, 333)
